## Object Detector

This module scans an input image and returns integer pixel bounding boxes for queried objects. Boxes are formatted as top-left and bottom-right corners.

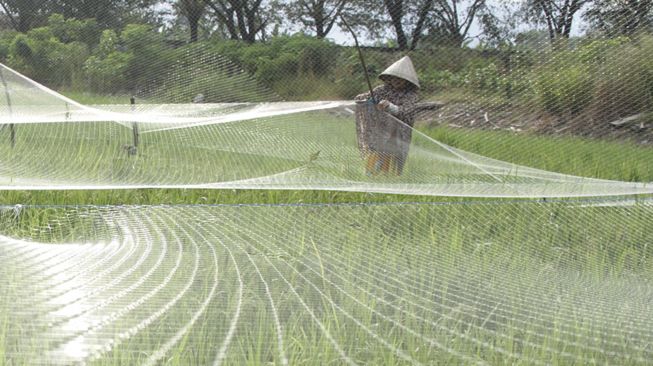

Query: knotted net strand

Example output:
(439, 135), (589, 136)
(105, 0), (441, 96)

(0, 6), (652, 365)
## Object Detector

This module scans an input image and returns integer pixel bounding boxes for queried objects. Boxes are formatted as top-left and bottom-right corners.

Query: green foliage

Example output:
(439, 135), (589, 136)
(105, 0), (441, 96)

(4, 15), (98, 88)
(535, 63), (594, 117)
(577, 37), (630, 64)
(84, 52), (132, 93)
(420, 69), (463, 92)
(272, 75), (342, 100)
(328, 48), (383, 98)
(152, 43), (278, 103)
(463, 63), (506, 92)
(591, 37), (653, 121)
(9, 34), (32, 60)
(0, 16), (651, 118)
(256, 51), (299, 84)
(0, 31), (18, 61)
(207, 34), (341, 98)
(47, 14), (101, 45)
(0, 42), (10, 61)
(251, 35), (338, 84)
(121, 24), (171, 91)
(95, 29), (120, 58)
(7, 27), (90, 87)
(83, 29), (131, 93)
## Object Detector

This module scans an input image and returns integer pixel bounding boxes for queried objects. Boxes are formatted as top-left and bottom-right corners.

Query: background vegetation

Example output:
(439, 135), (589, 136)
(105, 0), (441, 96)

(0, 9), (651, 126)
(0, 0), (651, 205)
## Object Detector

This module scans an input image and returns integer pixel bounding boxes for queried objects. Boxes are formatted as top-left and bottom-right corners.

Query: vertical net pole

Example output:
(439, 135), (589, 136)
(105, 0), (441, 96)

(130, 96), (139, 152)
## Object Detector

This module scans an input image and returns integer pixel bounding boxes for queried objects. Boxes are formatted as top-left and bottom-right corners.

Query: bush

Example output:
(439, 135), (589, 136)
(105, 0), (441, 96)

(207, 34), (341, 98)
(0, 31), (17, 61)
(83, 29), (130, 93)
(7, 28), (88, 87)
(121, 24), (171, 92)
(84, 52), (132, 93)
(535, 64), (594, 117)
(590, 36), (653, 121)
(151, 44), (279, 103)
(577, 37), (630, 64)
(420, 69), (463, 92)
(4, 20), (93, 89)
(48, 14), (100, 45)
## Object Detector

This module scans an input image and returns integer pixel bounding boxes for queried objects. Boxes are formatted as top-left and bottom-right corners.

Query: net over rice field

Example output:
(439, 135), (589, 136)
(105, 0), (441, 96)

(1, 2), (653, 364)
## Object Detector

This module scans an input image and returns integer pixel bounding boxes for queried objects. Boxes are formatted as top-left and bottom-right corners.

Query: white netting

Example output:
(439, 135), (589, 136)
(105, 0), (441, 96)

(1, 202), (652, 364)
(0, 64), (651, 196)
(1, 2), (653, 364)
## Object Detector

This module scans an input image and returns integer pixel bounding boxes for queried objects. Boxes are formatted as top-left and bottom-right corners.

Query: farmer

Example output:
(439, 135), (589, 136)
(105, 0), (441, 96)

(354, 55), (419, 176)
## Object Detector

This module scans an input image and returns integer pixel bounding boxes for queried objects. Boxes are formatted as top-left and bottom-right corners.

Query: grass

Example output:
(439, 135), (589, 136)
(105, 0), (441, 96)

(0, 92), (652, 364)
(0, 119), (651, 205)
(1, 203), (652, 364)
(59, 90), (136, 105)
(425, 126), (653, 182)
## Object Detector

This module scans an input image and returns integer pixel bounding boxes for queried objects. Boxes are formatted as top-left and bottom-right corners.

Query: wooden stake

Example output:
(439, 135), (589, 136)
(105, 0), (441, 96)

(130, 96), (139, 149)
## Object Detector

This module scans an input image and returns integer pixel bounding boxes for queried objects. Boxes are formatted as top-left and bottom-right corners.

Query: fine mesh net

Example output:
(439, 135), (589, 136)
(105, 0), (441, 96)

(1, 1), (653, 364)
(0, 64), (651, 196)
(1, 202), (653, 364)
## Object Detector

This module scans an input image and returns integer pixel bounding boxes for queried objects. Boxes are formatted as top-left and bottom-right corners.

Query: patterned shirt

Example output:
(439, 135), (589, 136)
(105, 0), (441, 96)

(355, 84), (419, 126)
(354, 84), (420, 171)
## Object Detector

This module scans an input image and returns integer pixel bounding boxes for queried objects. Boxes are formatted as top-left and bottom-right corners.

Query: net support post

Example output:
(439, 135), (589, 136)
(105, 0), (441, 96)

(130, 96), (139, 154)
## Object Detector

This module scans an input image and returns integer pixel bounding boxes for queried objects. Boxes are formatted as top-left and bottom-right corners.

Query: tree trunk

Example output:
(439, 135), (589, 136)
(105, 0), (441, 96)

(409, 0), (434, 49)
(384, 0), (408, 49)
(189, 16), (200, 42)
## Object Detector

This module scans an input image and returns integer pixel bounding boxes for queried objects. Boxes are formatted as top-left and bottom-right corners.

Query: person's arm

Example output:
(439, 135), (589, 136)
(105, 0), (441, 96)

(378, 91), (418, 122)
(355, 85), (384, 102)
(354, 91), (370, 102)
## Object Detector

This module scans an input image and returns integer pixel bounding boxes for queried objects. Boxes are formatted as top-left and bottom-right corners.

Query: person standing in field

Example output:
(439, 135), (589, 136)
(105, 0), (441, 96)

(355, 55), (419, 176)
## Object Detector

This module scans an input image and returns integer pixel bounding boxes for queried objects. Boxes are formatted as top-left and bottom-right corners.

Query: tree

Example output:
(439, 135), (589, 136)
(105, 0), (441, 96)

(428, 0), (486, 47)
(381, 0), (435, 50)
(0, 0), (50, 32)
(340, 0), (436, 50)
(521, 0), (592, 42)
(47, 0), (160, 29)
(584, 0), (652, 36)
(283, 0), (347, 38)
(477, 1), (521, 47)
(176, 0), (206, 42)
(355, 0), (485, 50)
(203, 0), (269, 43)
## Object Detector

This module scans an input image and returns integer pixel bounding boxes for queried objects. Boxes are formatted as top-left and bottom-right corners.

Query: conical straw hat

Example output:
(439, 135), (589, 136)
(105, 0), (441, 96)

(379, 56), (420, 89)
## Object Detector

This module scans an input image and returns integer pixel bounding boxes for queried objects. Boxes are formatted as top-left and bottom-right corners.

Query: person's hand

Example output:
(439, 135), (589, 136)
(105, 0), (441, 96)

(355, 93), (375, 103)
(376, 100), (390, 111)
(376, 100), (399, 114)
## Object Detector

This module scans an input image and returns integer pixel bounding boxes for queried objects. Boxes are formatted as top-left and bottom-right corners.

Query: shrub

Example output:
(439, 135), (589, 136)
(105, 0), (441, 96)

(47, 14), (100, 45)
(84, 52), (132, 93)
(121, 24), (171, 92)
(590, 37), (653, 121)
(534, 61), (594, 117)
(207, 34), (341, 98)
(577, 37), (630, 64)
(151, 44), (279, 103)
(420, 69), (463, 92)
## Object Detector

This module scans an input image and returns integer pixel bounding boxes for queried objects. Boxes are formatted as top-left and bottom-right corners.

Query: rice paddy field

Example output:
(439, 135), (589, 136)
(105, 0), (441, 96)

(2, 2), (653, 363)
(0, 108), (652, 364)
(1, 200), (652, 365)
(0, 119), (652, 204)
